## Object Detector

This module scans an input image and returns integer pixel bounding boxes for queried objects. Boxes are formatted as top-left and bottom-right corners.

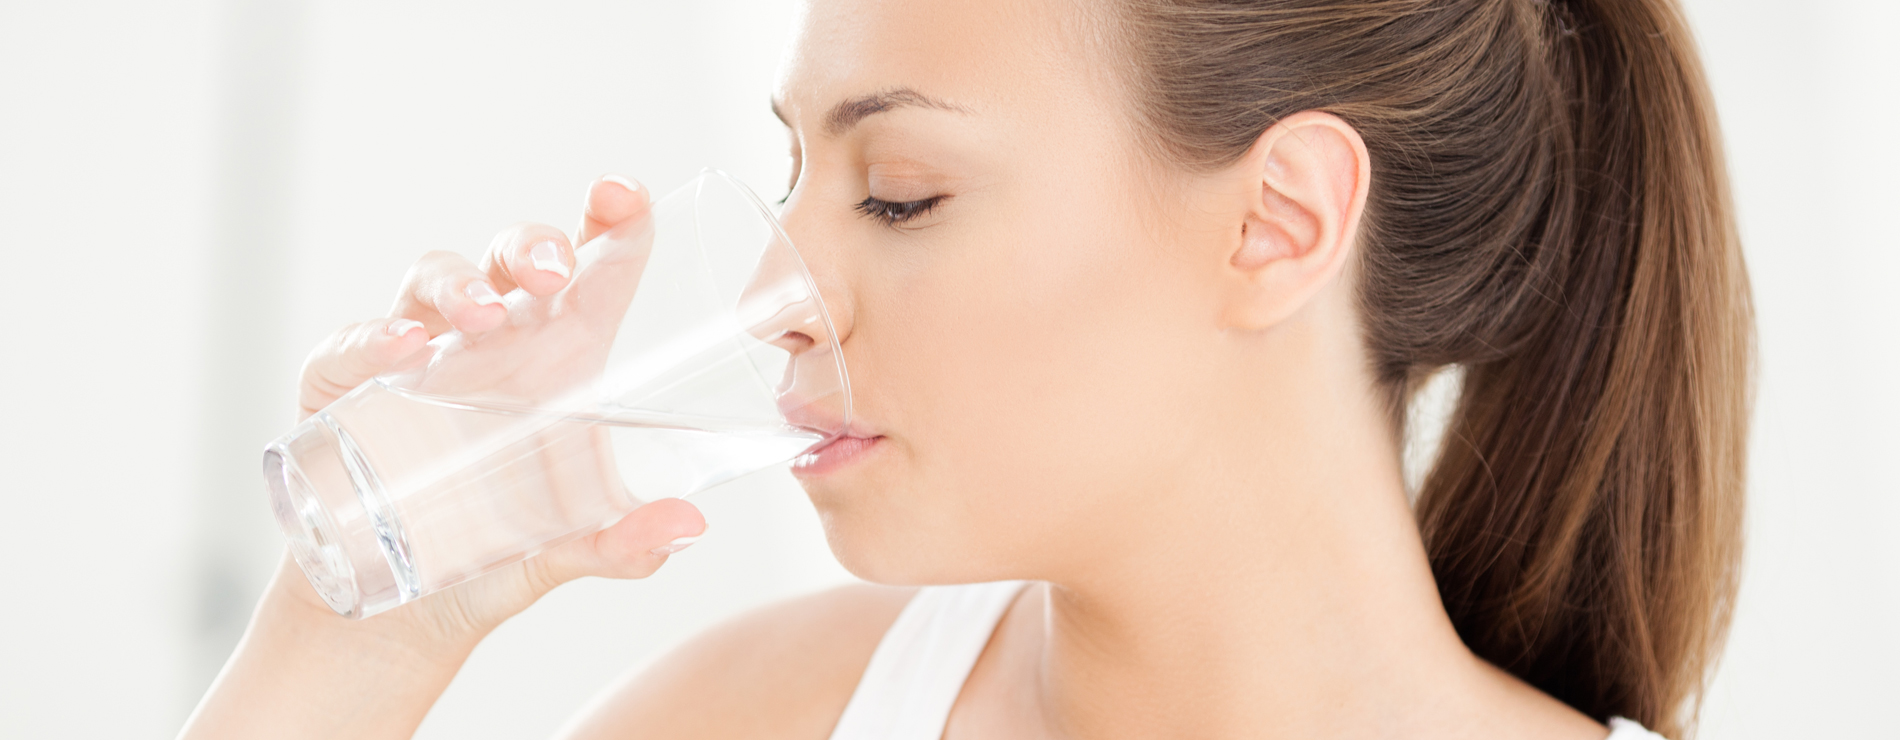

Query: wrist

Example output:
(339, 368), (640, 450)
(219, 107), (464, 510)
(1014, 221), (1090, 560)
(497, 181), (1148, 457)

(260, 553), (487, 671)
(179, 556), (482, 740)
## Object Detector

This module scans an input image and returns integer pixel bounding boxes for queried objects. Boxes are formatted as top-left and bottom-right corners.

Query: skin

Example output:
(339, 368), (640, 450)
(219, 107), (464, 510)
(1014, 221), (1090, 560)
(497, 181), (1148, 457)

(180, 0), (1617, 738)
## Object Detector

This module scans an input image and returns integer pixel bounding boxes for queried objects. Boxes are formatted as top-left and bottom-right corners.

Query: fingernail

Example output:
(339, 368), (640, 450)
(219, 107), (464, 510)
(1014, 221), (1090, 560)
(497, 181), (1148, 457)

(650, 535), (701, 557)
(465, 281), (504, 307)
(601, 174), (641, 193)
(529, 240), (570, 279)
(387, 318), (425, 337)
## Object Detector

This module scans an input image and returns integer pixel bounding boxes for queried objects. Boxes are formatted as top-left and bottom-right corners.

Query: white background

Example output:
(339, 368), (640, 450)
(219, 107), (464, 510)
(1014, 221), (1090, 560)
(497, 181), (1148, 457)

(0, 1), (1893, 737)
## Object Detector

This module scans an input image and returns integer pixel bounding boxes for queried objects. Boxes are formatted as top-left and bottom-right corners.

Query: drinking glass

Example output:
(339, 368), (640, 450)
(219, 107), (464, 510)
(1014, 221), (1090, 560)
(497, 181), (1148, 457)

(263, 169), (850, 619)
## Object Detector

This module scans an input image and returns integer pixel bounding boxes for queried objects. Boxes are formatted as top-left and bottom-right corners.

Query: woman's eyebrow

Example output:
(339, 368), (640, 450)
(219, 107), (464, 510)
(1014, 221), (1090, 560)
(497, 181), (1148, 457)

(770, 88), (967, 136)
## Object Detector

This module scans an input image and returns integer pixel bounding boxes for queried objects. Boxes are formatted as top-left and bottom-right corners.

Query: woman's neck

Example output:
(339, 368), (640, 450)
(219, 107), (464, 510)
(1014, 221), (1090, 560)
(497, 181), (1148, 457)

(953, 326), (1597, 739)
(1036, 416), (1479, 738)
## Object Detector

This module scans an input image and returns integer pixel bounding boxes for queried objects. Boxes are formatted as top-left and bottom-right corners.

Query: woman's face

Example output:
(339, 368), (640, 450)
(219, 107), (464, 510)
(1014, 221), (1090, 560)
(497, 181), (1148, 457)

(776, 0), (1242, 584)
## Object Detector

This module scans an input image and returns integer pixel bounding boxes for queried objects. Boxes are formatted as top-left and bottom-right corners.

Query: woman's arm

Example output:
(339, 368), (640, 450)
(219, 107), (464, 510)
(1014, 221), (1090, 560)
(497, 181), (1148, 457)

(179, 557), (478, 740)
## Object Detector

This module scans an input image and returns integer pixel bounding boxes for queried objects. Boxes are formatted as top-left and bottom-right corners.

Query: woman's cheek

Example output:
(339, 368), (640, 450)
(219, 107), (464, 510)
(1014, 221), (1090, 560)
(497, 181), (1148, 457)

(896, 225), (1140, 470)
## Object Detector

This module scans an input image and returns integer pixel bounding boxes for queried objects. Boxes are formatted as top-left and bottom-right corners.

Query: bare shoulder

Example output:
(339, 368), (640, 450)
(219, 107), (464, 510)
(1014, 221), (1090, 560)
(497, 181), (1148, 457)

(556, 582), (918, 740)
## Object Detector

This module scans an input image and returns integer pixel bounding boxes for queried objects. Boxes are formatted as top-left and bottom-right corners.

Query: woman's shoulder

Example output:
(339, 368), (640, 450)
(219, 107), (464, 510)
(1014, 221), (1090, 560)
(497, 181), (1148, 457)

(555, 582), (918, 740)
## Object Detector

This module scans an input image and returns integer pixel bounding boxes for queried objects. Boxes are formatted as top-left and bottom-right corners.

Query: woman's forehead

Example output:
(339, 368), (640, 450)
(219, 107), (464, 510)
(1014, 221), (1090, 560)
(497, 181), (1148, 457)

(774, 0), (1115, 130)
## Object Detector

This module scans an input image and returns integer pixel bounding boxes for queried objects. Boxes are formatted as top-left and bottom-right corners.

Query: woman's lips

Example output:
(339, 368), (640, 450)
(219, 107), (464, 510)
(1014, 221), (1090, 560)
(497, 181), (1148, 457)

(778, 397), (881, 476)
(791, 434), (883, 477)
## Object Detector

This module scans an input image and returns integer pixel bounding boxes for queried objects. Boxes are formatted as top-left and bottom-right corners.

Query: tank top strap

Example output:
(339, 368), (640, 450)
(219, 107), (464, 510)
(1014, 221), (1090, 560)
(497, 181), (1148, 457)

(1607, 717), (1670, 739)
(827, 580), (1030, 740)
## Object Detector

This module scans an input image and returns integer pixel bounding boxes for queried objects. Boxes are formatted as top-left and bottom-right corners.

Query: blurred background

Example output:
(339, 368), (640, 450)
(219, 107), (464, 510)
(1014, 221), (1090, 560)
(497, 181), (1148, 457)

(0, 1), (1893, 737)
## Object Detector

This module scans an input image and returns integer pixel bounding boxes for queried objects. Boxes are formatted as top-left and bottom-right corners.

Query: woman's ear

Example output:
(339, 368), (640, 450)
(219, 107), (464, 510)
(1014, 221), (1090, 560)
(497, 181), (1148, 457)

(1221, 111), (1370, 330)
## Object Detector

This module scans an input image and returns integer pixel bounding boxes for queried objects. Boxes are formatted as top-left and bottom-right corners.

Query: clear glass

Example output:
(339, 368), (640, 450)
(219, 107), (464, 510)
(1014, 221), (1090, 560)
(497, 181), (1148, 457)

(263, 169), (850, 619)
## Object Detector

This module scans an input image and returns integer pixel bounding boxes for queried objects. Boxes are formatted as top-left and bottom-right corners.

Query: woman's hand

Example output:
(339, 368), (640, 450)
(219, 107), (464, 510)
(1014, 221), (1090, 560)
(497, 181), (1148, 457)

(180, 176), (702, 740)
(284, 173), (704, 644)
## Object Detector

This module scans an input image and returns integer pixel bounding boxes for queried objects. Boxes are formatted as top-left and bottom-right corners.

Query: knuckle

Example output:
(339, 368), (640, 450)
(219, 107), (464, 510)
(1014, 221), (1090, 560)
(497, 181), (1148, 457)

(400, 251), (463, 292)
(493, 222), (564, 255)
(408, 250), (453, 274)
(417, 250), (472, 276)
(296, 325), (360, 399)
(322, 323), (388, 379)
(485, 227), (522, 258)
(303, 323), (353, 368)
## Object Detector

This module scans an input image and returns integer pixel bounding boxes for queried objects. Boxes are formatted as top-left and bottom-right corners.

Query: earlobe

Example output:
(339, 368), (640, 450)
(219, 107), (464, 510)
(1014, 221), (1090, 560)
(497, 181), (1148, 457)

(1222, 112), (1370, 331)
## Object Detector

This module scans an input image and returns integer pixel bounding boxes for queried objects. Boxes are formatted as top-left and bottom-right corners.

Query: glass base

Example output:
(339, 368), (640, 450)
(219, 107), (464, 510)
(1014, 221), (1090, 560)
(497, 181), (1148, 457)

(263, 412), (414, 619)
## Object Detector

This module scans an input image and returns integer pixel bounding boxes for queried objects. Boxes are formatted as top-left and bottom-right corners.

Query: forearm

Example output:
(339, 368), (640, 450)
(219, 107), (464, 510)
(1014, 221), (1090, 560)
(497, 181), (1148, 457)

(178, 557), (480, 740)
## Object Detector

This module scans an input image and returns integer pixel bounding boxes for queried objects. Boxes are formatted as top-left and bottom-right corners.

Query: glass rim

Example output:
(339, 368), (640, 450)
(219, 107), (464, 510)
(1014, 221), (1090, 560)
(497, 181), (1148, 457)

(692, 167), (854, 440)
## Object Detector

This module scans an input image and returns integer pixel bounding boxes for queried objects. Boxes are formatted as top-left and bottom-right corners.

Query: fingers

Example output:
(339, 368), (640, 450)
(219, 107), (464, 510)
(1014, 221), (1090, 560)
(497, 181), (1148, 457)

(575, 175), (650, 248)
(564, 177), (657, 336)
(538, 498), (707, 585)
(478, 223), (574, 298)
(298, 318), (431, 418)
(389, 250), (510, 335)
(377, 176), (644, 340)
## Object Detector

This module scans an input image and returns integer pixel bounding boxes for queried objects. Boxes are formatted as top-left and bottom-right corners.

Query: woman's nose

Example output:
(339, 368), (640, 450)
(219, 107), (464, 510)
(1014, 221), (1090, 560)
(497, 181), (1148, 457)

(736, 199), (854, 429)
(745, 192), (853, 353)
(736, 230), (834, 353)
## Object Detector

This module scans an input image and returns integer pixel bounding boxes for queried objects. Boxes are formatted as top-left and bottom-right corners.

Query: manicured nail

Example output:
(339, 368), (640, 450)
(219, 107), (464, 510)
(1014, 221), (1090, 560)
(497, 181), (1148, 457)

(387, 318), (425, 337)
(601, 174), (641, 193)
(465, 281), (504, 306)
(529, 240), (570, 279)
(650, 535), (701, 557)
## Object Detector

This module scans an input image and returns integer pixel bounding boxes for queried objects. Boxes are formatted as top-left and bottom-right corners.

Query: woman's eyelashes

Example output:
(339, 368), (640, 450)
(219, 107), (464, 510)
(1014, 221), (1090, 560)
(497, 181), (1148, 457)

(855, 194), (945, 227)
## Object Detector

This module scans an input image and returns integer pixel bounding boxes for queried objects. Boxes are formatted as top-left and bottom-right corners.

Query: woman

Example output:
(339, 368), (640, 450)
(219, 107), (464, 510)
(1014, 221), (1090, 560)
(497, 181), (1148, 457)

(181, 0), (1750, 737)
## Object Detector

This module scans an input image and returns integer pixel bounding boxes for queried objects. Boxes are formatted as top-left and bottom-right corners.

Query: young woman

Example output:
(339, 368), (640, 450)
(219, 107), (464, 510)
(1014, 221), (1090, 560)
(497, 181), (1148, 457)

(181, 0), (1751, 737)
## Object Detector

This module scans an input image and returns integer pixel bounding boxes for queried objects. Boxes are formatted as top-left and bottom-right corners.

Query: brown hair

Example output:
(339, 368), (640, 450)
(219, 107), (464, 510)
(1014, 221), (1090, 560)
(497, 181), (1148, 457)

(1118, 0), (1752, 735)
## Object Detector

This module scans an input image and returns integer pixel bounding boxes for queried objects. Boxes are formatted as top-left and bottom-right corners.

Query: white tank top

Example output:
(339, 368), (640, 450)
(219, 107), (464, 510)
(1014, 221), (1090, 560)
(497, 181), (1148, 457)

(826, 581), (1670, 740)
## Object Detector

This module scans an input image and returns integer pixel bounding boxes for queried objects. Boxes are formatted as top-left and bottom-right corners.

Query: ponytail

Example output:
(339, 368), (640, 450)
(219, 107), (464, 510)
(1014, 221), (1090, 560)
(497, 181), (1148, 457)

(1416, 2), (1749, 734)
(1122, 0), (1750, 735)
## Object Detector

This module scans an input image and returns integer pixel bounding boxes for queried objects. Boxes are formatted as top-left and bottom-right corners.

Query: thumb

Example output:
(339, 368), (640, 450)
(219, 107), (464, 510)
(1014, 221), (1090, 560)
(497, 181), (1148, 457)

(540, 497), (707, 584)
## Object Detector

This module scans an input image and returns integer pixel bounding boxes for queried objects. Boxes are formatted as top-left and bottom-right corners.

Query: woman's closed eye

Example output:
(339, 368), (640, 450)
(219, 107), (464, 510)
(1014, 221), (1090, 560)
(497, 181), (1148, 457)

(856, 195), (945, 227)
